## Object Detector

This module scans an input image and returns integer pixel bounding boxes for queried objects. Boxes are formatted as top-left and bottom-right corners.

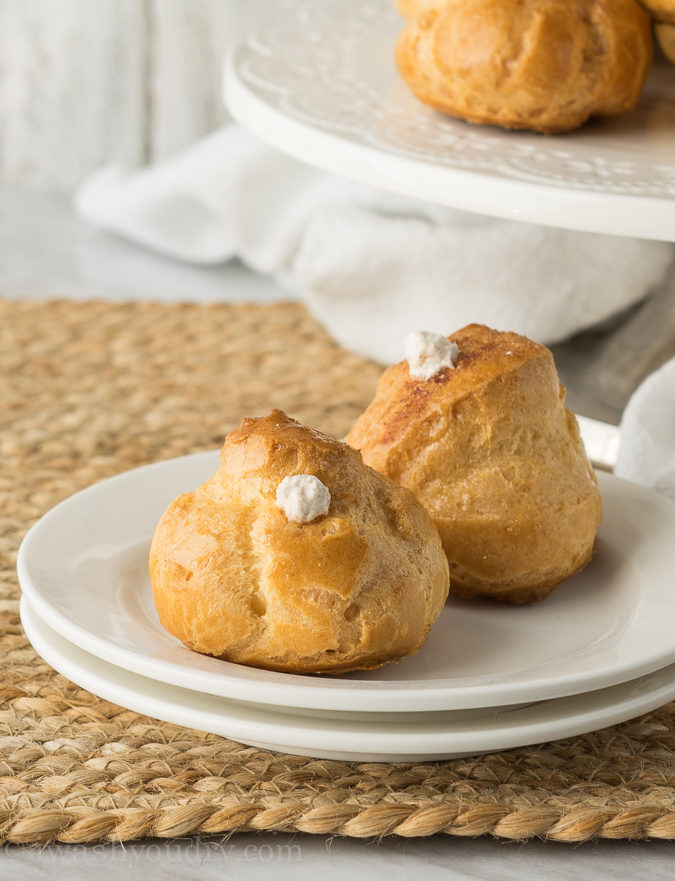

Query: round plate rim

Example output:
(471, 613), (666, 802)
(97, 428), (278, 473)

(223, 0), (675, 242)
(16, 450), (675, 713)
(19, 596), (675, 762)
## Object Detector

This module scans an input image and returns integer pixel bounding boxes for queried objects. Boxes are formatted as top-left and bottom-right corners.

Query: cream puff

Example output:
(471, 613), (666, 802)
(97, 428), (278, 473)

(639, 0), (675, 24)
(394, 0), (653, 133)
(655, 21), (675, 61)
(346, 326), (602, 604)
(150, 410), (449, 673)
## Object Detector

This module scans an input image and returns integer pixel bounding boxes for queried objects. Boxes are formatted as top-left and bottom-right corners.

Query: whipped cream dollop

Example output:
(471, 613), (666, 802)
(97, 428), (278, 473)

(275, 474), (331, 523)
(404, 330), (459, 380)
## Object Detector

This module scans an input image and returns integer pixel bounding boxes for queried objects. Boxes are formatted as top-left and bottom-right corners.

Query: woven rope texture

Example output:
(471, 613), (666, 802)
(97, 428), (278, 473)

(1, 299), (673, 844)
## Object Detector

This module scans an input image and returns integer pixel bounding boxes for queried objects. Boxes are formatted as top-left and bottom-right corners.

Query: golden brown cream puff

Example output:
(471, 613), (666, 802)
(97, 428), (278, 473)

(150, 410), (449, 672)
(346, 326), (602, 604)
(394, 0), (653, 133)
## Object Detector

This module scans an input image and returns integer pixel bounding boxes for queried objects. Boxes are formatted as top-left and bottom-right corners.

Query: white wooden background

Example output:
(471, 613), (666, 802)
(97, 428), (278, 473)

(0, 0), (265, 189)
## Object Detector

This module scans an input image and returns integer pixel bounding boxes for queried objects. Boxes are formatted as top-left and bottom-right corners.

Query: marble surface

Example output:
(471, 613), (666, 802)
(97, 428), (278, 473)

(0, 189), (286, 304)
(1, 190), (674, 875)
(2, 833), (674, 879)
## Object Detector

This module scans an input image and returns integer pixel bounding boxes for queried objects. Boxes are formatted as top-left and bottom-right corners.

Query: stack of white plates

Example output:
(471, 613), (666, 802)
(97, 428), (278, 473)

(17, 451), (675, 762)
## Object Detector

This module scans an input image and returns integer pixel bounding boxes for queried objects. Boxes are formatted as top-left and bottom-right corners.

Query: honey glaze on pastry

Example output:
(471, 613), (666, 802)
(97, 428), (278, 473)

(394, 0), (653, 133)
(345, 326), (602, 604)
(149, 410), (449, 673)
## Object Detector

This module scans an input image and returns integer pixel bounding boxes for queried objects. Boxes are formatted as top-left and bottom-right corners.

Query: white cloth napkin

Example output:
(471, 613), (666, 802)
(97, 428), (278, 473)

(74, 124), (675, 501)
(615, 356), (675, 500)
(74, 125), (674, 366)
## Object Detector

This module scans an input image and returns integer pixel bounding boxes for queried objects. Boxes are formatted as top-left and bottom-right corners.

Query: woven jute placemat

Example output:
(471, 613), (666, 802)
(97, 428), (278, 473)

(1, 298), (673, 845)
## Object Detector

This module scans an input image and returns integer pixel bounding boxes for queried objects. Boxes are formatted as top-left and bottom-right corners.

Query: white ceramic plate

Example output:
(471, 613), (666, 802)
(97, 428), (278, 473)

(16, 450), (675, 713)
(19, 597), (675, 762)
(225, 0), (675, 241)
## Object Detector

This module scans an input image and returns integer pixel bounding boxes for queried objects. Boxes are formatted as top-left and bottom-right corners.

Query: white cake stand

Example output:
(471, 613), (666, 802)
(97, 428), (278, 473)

(224, 0), (675, 242)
